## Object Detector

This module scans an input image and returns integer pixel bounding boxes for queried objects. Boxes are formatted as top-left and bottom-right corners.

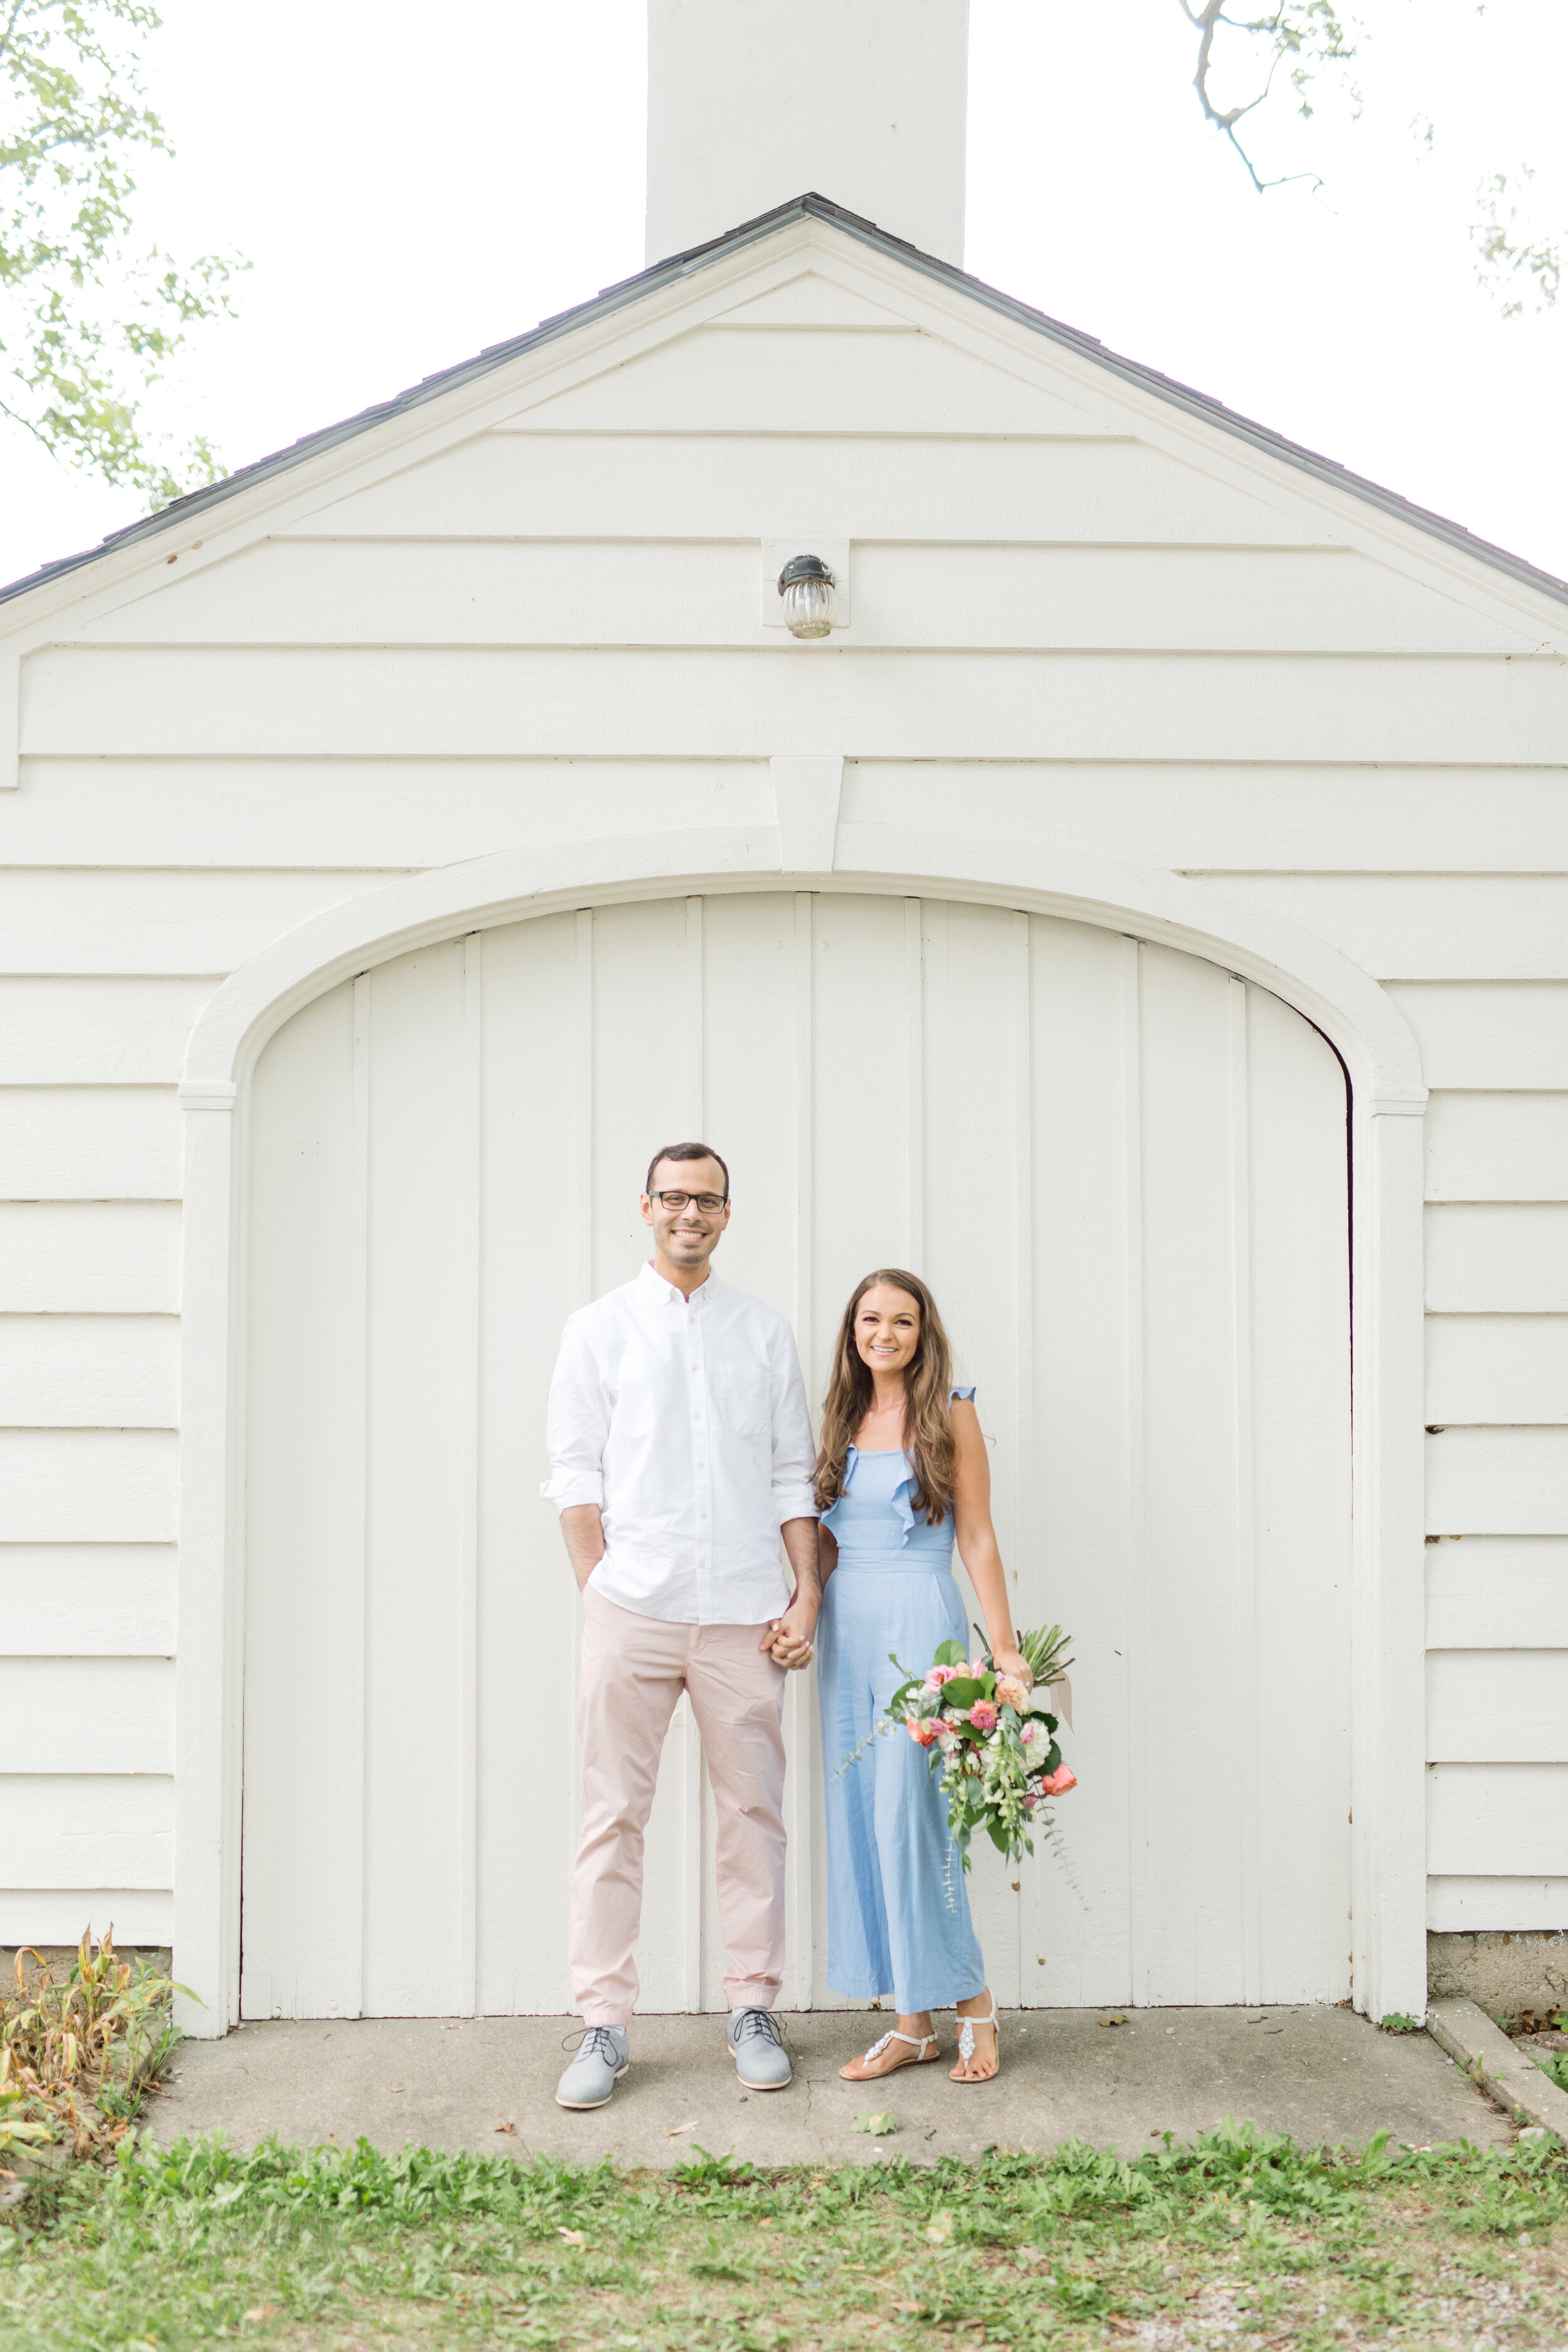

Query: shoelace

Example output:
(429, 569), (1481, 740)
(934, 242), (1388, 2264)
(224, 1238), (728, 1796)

(731, 2008), (784, 2048)
(564, 2025), (623, 2065)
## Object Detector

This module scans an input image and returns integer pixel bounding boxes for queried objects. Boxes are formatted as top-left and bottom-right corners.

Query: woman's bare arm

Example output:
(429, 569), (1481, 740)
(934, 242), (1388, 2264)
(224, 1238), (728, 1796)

(950, 1399), (1030, 1683)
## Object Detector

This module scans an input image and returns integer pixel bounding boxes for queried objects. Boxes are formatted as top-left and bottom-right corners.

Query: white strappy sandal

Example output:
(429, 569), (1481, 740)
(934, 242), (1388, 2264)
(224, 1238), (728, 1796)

(839, 2026), (940, 2080)
(951, 1996), (1000, 2084)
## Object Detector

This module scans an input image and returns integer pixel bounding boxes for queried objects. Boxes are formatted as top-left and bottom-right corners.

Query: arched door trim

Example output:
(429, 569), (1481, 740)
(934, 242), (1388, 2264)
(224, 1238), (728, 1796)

(174, 829), (1428, 2033)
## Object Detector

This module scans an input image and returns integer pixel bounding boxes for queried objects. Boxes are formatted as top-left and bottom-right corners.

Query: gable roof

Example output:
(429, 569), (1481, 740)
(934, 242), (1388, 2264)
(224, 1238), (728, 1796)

(5, 189), (1567, 613)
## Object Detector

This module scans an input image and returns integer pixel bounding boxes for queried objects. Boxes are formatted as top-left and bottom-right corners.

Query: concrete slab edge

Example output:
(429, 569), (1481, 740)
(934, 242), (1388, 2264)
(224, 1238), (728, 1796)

(1426, 1996), (1568, 2139)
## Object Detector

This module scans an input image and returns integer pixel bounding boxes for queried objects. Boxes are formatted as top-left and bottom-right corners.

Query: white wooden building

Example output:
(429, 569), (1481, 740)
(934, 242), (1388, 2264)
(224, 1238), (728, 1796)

(2, 1), (1564, 2037)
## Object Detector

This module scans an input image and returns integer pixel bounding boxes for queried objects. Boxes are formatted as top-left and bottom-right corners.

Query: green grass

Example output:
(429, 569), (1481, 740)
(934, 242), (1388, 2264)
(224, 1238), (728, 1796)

(2, 2122), (1566, 2350)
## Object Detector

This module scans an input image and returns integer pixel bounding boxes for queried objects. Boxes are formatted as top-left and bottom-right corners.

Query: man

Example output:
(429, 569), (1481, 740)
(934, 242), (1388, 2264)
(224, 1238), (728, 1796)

(543, 1142), (821, 2110)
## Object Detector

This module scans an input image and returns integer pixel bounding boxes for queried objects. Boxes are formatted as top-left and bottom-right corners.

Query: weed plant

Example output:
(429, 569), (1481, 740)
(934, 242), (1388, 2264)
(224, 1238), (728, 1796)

(1, 1934), (183, 2160)
(2, 2121), (1566, 2349)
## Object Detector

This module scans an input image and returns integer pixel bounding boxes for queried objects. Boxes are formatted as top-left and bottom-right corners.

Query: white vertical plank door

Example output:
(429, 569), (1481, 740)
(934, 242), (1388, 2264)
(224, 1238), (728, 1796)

(240, 893), (1350, 2015)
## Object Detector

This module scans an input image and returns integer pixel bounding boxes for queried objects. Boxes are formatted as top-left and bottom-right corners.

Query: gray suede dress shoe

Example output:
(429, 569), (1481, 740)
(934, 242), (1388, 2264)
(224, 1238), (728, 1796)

(728, 2007), (792, 2090)
(556, 2024), (630, 2110)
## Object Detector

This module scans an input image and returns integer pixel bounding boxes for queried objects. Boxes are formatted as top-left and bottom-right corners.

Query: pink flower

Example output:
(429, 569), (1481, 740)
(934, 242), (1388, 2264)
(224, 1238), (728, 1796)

(1019, 1718), (1044, 1747)
(968, 1702), (998, 1732)
(924, 1664), (960, 1690)
(908, 1718), (940, 1747)
(1037, 1762), (1078, 1796)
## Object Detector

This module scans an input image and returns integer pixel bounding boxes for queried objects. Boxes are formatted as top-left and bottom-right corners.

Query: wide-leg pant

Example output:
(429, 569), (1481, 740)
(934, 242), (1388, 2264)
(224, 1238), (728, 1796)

(571, 1584), (788, 2025)
(817, 1560), (987, 2015)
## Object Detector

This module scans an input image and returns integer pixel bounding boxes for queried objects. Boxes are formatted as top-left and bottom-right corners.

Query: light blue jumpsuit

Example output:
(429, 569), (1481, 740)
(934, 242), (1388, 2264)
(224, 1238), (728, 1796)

(816, 1393), (987, 2015)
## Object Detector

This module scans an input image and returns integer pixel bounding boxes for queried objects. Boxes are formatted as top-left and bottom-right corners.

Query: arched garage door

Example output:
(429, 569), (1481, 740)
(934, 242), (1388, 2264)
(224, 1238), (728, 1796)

(238, 890), (1350, 2020)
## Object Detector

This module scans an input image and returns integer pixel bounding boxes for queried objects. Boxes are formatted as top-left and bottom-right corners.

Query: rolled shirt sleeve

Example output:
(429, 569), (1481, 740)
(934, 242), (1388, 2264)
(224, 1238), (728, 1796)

(769, 1320), (820, 1527)
(541, 1315), (610, 1512)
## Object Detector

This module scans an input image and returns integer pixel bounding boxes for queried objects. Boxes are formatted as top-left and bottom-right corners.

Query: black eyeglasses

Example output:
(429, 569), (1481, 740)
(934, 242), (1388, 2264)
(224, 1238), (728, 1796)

(651, 1189), (728, 1213)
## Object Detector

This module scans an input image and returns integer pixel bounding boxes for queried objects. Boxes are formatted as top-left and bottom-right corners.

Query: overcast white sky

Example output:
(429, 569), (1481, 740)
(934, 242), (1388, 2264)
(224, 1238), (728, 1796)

(2, 0), (1565, 592)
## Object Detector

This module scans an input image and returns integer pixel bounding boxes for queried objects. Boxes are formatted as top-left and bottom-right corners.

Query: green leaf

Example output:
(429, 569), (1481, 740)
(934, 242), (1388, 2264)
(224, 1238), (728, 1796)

(941, 1677), (987, 1708)
(933, 1639), (967, 1667)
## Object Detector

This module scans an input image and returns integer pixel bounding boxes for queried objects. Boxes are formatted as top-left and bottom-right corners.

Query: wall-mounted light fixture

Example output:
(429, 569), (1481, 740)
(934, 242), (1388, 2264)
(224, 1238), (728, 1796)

(777, 553), (837, 640)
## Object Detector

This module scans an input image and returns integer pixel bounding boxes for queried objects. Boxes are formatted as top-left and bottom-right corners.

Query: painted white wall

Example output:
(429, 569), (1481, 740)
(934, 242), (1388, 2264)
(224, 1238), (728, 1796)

(0, 211), (1562, 1991)
(645, 0), (968, 263)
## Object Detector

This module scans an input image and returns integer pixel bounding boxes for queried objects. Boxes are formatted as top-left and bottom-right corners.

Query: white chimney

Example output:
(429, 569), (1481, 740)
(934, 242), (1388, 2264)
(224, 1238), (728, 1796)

(645, 0), (969, 268)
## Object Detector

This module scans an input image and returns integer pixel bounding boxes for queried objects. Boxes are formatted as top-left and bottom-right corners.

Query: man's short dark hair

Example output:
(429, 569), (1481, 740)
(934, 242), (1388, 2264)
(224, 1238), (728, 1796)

(645, 1142), (729, 1200)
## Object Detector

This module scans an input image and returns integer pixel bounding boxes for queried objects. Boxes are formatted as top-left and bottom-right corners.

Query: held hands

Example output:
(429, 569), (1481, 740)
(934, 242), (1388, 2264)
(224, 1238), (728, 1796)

(763, 1599), (818, 1671)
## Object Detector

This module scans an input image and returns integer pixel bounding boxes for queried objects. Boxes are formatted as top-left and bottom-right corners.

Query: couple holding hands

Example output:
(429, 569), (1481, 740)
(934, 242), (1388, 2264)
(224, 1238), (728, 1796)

(545, 1141), (1034, 2112)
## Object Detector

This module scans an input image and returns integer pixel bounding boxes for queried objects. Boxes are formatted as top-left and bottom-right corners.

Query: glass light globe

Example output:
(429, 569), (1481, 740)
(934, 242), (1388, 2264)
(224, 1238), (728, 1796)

(778, 554), (837, 639)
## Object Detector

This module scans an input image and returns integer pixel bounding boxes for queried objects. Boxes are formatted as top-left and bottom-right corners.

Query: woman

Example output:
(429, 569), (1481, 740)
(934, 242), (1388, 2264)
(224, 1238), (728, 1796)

(775, 1269), (1031, 2086)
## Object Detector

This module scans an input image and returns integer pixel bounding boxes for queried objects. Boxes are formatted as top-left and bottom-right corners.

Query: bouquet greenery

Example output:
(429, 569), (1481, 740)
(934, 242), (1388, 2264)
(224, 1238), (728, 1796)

(886, 1622), (1077, 1873)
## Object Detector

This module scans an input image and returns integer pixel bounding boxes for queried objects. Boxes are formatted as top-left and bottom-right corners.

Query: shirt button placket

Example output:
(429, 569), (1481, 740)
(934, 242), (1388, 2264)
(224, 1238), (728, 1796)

(691, 1296), (712, 1623)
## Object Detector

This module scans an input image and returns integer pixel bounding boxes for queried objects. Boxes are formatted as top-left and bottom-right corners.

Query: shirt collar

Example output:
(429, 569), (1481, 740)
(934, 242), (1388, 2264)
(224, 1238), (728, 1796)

(638, 1260), (718, 1310)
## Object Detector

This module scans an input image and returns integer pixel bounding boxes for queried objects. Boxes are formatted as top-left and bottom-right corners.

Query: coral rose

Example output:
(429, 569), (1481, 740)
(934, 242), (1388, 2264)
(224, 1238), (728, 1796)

(908, 1718), (940, 1747)
(1037, 1762), (1078, 1796)
(968, 1701), (999, 1732)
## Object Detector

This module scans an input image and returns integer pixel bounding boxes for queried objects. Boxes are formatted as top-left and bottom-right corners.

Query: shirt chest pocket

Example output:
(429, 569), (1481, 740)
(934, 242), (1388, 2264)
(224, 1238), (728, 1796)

(712, 1364), (770, 1439)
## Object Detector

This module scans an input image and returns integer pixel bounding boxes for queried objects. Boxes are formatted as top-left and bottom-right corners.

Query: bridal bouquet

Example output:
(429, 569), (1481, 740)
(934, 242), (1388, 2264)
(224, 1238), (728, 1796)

(886, 1623), (1077, 1875)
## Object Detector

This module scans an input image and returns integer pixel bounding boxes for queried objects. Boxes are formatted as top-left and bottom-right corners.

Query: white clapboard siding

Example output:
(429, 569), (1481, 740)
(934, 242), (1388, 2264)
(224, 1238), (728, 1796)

(0, 1544), (176, 1655)
(1428, 1878), (1568, 1932)
(0, 869), (401, 978)
(1428, 1650), (1568, 1762)
(306, 430), (1323, 546)
(23, 647), (1563, 767)
(1387, 985), (1568, 1092)
(1426, 1094), (1568, 1202)
(9, 760), (773, 874)
(1425, 1318), (1568, 1424)
(0, 1203), (180, 1313)
(513, 325), (1104, 435)
(844, 764), (1568, 876)
(1192, 877), (1568, 984)
(1426, 1205), (1568, 1313)
(0, 1891), (172, 1946)
(78, 538), (1540, 658)
(1427, 1537), (1568, 1648)
(0, 978), (220, 1085)
(0, 1431), (177, 1544)
(1427, 1764), (1568, 1877)
(0, 1088), (180, 1200)
(0, 1776), (172, 1887)
(0, 1657), (172, 1773)
(1426, 1428), (1568, 1535)
(241, 894), (1350, 2018)
(0, 1317), (179, 1428)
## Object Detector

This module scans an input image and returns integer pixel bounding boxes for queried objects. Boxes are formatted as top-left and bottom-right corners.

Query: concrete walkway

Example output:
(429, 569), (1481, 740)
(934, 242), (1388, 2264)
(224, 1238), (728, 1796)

(146, 2007), (1511, 2167)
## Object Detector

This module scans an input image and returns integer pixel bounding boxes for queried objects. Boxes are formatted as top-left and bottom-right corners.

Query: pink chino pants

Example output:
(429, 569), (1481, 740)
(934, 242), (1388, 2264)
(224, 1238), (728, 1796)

(571, 1584), (788, 2025)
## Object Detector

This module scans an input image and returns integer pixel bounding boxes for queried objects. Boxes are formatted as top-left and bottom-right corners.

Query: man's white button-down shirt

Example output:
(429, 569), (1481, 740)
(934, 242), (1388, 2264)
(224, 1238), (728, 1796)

(542, 1261), (818, 1625)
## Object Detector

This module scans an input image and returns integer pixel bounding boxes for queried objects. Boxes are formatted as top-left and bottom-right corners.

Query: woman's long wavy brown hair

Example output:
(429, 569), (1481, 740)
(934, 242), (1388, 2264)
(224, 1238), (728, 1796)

(815, 1268), (958, 1525)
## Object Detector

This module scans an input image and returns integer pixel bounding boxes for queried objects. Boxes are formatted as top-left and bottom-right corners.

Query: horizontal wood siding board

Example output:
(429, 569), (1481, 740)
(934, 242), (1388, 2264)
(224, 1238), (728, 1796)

(1426, 1094), (1568, 1202)
(1426, 1537), (1568, 1649)
(0, 1204), (181, 1313)
(0, 1088), (181, 1199)
(1188, 877), (1568, 983)
(1427, 1764), (1568, 1875)
(1427, 1650), (1568, 1762)
(1388, 985), (1568, 1091)
(73, 539), (1537, 657)
(10, 760), (775, 872)
(842, 763), (1568, 876)
(0, 1316), (179, 1428)
(0, 871), (404, 978)
(1426, 1205), (1568, 1314)
(1426, 1428), (1568, 1536)
(0, 1657), (172, 1772)
(21, 647), (1566, 765)
(1428, 1877), (1568, 1932)
(0, 979), (221, 1084)
(0, 1890), (172, 1944)
(0, 1544), (176, 1655)
(0, 1775), (173, 1888)
(1425, 1317), (1568, 1424)
(0, 1430), (177, 1543)
(307, 431), (1326, 544)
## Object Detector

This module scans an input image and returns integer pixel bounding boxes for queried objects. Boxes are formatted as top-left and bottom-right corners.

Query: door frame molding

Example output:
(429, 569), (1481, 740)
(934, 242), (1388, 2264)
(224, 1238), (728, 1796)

(175, 825), (1428, 2032)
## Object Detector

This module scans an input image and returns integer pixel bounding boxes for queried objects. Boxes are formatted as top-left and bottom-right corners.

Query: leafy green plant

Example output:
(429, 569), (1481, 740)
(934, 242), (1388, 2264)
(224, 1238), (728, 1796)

(1379, 2011), (1424, 2034)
